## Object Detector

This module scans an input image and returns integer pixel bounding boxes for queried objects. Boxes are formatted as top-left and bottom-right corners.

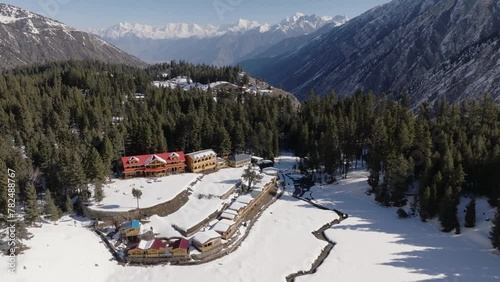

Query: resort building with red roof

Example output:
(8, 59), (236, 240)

(121, 151), (186, 178)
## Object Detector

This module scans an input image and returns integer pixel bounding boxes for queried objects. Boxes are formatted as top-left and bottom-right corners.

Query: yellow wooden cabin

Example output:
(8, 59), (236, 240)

(192, 230), (222, 252)
(186, 149), (217, 173)
(168, 238), (190, 257)
(120, 220), (142, 238)
(127, 239), (167, 258)
(211, 219), (238, 240)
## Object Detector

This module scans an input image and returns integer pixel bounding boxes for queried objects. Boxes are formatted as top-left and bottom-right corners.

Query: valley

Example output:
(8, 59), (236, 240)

(1, 1), (500, 282)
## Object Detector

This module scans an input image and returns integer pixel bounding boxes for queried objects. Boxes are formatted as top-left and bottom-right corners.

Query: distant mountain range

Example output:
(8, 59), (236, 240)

(241, 0), (500, 105)
(0, 3), (145, 70)
(92, 13), (348, 66)
(93, 19), (264, 40)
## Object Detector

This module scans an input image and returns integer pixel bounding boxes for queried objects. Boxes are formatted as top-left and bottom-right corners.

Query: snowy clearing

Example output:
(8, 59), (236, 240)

(0, 216), (118, 282)
(3, 158), (499, 282)
(193, 167), (244, 197)
(143, 168), (245, 236)
(88, 173), (199, 212)
(297, 170), (500, 282)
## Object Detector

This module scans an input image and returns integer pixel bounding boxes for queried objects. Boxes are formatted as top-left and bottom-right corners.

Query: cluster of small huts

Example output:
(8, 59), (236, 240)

(119, 170), (277, 259)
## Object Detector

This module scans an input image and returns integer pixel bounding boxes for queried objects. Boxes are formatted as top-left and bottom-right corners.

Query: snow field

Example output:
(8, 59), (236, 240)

(88, 173), (199, 212)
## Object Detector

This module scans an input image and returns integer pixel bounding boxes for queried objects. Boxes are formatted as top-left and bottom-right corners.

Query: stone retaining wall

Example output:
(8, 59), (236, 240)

(83, 190), (191, 222)
(125, 256), (190, 265)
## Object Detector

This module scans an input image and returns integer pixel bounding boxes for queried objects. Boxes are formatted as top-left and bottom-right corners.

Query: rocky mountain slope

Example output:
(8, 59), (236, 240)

(0, 3), (145, 70)
(94, 13), (347, 66)
(241, 0), (500, 105)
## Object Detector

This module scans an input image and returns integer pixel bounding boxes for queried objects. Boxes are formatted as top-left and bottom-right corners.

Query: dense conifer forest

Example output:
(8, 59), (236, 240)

(1, 61), (499, 250)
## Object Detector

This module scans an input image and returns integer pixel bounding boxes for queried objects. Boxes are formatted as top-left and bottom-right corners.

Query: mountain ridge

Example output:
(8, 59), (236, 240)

(92, 12), (342, 40)
(0, 3), (146, 70)
(241, 0), (500, 105)
(92, 13), (348, 66)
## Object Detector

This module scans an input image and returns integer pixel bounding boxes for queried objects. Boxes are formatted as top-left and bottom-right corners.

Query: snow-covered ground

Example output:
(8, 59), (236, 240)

(456, 196), (496, 250)
(153, 77), (236, 92)
(88, 173), (199, 212)
(0, 216), (118, 282)
(1, 163), (338, 282)
(144, 167), (246, 237)
(153, 74), (280, 95)
(298, 170), (500, 282)
(194, 167), (244, 197)
(3, 157), (499, 282)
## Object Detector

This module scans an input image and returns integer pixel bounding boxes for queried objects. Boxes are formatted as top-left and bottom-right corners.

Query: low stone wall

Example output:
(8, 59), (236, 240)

(190, 244), (225, 260)
(125, 256), (190, 265)
(220, 185), (237, 200)
(94, 229), (124, 263)
(83, 189), (191, 222)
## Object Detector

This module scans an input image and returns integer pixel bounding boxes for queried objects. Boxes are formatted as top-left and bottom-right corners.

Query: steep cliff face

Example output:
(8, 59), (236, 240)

(242, 0), (500, 105)
(0, 4), (145, 70)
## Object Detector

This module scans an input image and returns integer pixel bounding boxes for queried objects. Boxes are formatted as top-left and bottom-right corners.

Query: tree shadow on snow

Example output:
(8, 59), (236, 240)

(310, 185), (500, 282)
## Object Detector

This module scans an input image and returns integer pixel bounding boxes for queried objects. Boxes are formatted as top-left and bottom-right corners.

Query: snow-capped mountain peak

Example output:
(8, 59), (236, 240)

(274, 12), (347, 34)
(91, 13), (348, 66)
(0, 3), (28, 24)
(226, 19), (263, 33)
(92, 21), (224, 39)
(0, 3), (144, 70)
(0, 3), (70, 30)
(94, 13), (348, 40)
(282, 12), (306, 24)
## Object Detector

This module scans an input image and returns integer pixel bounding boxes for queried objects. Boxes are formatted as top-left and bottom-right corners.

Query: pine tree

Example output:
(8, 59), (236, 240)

(100, 136), (114, 171)
(132, 188), (142, 209)
(439, 187), (458, 232)
(214, 125), (231, 156)
(410, 192), (418, 216)
(455, 221), (461, 235)
(464, 197), (476, 228)
(419, 186), (431, 221)
(491, 208), (500, 251)
(62, 153), (87, 195)
(84, 147), (106, 182)
(24, 183), (39, 223)
(0, 159), (8, 216)
(242, 165), (263, 193)
(65, 195), (73, 213)
(94, 182), (104, 204)
(232, 122), (245, 153)
(375, 182), (391, 206)
(367, 170), (380, 193)
(386, 153), (413, 203)
(44, 190), (61, 221)
(428, 178), (440, 218)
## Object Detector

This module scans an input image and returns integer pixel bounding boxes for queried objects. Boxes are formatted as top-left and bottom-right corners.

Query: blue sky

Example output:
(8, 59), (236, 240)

(4, 0), (391, 29)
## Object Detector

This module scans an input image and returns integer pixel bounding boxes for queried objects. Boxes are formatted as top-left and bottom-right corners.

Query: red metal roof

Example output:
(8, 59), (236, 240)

(150, 239), (167, 250)
(169, 238), (189, 250)
(121, 151), (185, 169)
